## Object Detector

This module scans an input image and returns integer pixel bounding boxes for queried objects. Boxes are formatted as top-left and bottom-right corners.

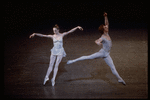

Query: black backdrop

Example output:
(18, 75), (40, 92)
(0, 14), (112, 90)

(4, 1), (147, 38)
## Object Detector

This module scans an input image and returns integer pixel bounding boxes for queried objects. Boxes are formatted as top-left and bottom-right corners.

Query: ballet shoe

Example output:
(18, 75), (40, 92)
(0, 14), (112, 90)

(118, 79), (126, 85)
(51, 79), (55, 86)
(43, 77), (49, 85)
(67, 60), (74, 64)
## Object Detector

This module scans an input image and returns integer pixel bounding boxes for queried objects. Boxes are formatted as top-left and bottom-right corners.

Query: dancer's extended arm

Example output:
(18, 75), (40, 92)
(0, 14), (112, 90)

(62, 26), (83, 36)
(29, 33), (53, 39)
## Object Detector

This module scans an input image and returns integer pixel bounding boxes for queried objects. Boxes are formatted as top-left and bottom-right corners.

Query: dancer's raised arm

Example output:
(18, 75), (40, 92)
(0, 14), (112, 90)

(104, 12), (109, 26)
(29, 33), (53, 39)
(62, 26), (83, 36)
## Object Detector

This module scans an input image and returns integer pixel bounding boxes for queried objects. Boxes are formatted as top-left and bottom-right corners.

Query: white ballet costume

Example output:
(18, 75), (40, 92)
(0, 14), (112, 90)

(67, 35), (126, 85)
(43, 37), (66, 86)
(51, 37), (66, 57)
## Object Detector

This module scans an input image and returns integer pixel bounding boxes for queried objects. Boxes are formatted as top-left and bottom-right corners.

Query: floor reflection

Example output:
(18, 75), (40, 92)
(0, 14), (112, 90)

(43, 86), (56, 98)
(51, 86), (55, 95)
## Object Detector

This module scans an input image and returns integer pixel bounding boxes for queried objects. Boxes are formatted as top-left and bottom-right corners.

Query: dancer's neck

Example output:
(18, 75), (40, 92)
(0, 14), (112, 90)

(103, 32), (109, 36)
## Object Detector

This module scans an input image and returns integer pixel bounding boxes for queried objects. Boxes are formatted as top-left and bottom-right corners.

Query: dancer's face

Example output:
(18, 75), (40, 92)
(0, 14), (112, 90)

(103, 25), (108, 32)
(53, 28), (59, 34)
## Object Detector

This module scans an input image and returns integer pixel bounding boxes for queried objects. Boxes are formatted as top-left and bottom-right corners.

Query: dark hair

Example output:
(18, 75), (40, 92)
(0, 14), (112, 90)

(98, 24), (104, 34)
(53, 24), (59, 30)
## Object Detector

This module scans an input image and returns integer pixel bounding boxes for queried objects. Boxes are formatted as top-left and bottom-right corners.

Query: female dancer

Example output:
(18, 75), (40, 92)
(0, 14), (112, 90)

(29, 25), (83, 86)
(67, 12), (126, 85)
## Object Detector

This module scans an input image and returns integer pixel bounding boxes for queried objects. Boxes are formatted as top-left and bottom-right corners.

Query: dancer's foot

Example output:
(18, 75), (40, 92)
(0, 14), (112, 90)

(51, 79), (55, 86)
(67, 60), (75, 64)
(118, 79), (126, 85)
(43, 77), (49, 85)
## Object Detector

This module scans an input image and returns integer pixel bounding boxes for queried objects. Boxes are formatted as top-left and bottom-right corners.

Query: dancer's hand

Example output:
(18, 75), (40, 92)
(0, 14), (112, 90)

(77, 26), (83, 31)
(29, 33), (35, 38)
(95, 39), (99, 44)
(103, 12), (107, 16)
(95, 39), (102, 46)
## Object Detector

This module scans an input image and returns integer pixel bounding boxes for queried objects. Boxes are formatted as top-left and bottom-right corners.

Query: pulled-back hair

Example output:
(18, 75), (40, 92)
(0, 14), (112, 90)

(53, 24), (59, 30)
(98, 24), (104, 34)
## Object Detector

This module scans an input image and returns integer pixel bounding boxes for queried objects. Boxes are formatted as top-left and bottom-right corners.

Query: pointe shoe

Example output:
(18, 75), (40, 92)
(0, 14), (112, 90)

(51, 79), (55, 86)
(67, 60), (74, 64)
(43, 77), (49, 85)
(118, 79), (126, 85)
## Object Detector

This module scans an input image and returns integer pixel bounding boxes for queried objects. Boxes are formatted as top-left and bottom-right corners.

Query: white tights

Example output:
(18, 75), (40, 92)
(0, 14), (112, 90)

(68, 50), (123, 81)
(45, 55), (63, 82)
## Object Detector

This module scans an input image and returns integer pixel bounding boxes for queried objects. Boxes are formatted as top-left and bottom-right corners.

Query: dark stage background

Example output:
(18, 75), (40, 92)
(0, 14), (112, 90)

(4, 1), (147, 38)
(4, 1), (148, 99)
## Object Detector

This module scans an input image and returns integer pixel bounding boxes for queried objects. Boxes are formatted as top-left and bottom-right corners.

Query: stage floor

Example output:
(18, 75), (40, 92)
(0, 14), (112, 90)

(4, 28), (148, 99)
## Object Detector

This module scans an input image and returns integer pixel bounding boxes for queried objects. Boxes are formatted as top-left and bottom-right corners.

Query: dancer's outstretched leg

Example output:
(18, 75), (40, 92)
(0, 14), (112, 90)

(67, 52), (103, 64)
(103, 55), (126, 85)
(43, 55), (56, 85)
(51, 55), (63, 86)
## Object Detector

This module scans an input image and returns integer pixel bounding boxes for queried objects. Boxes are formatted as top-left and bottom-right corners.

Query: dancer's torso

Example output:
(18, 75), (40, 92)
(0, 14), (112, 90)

(51, 36), (66, 57)
(53, 37), (63, 49)
(101, 35), (112, 52)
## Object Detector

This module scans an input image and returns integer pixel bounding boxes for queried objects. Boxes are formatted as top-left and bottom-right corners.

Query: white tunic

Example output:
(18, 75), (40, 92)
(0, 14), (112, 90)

(51, 37), (66, 57)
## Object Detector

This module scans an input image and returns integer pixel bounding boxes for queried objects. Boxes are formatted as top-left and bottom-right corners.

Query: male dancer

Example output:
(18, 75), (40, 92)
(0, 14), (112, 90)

(67, 12), (126, 85)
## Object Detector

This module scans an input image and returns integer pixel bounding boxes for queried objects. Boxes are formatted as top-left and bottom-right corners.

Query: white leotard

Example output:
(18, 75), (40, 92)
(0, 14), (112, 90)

(51, 37), (66, 57)
(101, 36), (112, 52)
(97, 36), (112, 58)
